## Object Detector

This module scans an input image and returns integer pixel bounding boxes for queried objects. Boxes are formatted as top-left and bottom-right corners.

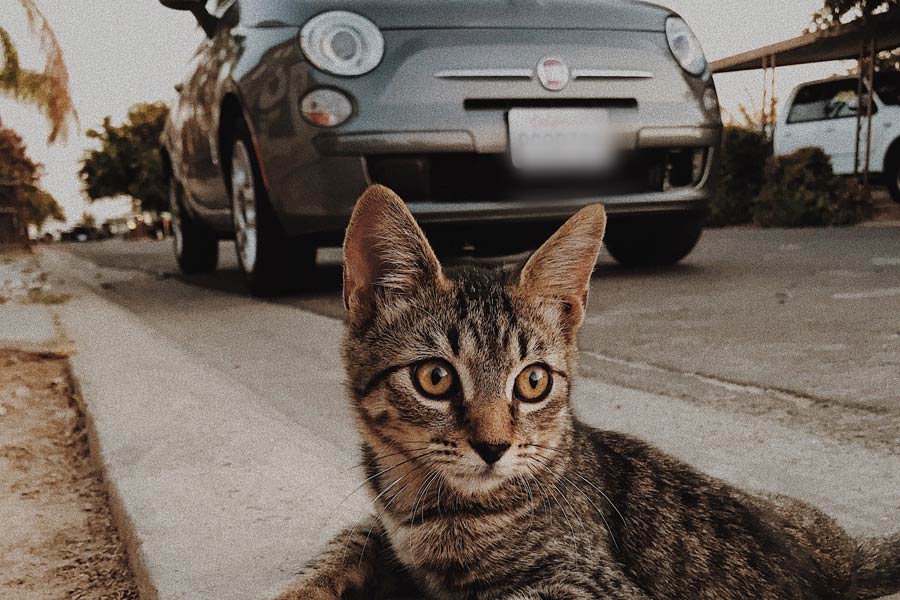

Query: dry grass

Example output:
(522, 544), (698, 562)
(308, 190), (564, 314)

(0, 351), (137, 599)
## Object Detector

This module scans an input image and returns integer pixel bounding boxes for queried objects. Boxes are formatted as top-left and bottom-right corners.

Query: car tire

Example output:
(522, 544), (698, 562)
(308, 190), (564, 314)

(604, 212), (704, 267)
(170, 175), (218, 274)
(887, 152), (900, 204)
(228, 117), (315, 296)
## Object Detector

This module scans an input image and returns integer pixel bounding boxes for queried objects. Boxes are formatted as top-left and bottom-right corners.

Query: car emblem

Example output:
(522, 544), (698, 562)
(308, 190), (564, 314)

(536, 56), (569, 91)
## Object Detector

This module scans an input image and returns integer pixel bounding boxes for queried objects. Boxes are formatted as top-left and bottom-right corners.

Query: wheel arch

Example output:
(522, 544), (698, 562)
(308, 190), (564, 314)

(218, 93), (245, 190)
(884, 135), (900, 173)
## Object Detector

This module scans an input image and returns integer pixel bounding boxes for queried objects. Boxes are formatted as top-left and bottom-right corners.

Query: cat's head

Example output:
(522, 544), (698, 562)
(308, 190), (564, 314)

(342, 185), (605, 497)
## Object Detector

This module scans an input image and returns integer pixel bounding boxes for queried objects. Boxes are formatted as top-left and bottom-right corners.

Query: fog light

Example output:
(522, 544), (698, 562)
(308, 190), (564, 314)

(300, 88), (353, 127)
(702, 87), (719, 112)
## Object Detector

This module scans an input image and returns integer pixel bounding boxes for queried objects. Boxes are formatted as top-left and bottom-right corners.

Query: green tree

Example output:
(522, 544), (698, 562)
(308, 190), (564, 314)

(78, 102), (170, 213)
(810, 1), (900, 71)
(0, 1), (77, 143)
(0, 125), (65, 229)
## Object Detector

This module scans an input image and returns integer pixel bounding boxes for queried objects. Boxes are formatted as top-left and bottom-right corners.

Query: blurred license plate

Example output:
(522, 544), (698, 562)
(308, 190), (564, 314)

(508, 108), (612, 171)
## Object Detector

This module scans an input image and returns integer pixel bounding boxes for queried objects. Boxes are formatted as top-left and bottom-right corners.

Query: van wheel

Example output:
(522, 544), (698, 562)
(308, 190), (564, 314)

(887, 154), (900, 204)
(170, 175), (218, 274)
(228, 118), (315, 296)
(604, 213), (704, 267)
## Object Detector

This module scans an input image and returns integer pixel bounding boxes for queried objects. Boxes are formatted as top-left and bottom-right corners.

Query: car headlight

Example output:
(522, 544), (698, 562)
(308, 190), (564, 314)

(300, 11), (384, 77)
(666, 16), (707, 77)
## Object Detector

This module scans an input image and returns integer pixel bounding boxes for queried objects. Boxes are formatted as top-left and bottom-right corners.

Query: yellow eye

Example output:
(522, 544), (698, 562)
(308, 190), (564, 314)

(514, 364), (552, 402)
(413, 360), (456, 399)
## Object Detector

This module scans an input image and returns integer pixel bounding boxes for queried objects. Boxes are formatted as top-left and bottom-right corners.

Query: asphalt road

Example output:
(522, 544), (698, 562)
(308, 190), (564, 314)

(65, 225), (900, 426)
(52, 224), (900, 545)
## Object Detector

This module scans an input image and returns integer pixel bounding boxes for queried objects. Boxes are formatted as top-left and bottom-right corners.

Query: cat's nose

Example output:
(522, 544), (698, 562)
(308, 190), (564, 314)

(469, 441), (511, 465)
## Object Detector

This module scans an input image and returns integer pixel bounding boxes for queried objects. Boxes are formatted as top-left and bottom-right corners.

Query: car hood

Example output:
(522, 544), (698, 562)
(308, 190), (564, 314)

(245, 0), (671, 32)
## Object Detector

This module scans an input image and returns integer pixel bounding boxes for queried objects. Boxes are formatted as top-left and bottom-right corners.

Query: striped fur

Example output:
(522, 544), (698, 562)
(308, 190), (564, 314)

(276, 186), (900, 600)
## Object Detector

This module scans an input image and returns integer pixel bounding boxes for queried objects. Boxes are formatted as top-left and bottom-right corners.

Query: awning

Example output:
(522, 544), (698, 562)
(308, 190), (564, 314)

(711, 11), (900, 73)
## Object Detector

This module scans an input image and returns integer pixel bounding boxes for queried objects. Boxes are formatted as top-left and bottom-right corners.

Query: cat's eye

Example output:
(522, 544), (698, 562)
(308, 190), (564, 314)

(412, 360), (456, 399)
(514, 364), (552, 402)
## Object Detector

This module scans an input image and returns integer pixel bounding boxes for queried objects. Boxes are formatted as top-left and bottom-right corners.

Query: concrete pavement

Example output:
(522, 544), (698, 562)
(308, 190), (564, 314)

(40, 228), (900, 598)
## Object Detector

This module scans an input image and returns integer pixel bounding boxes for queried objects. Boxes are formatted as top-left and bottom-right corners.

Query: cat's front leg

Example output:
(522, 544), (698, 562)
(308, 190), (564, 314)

(505, 576), (652, 600)
(504, 583), (596, 600)
(274, 517), (392, 600)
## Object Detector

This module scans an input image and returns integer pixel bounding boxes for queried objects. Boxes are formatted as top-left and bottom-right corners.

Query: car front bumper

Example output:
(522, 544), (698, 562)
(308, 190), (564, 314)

(237, 26), (722, 239)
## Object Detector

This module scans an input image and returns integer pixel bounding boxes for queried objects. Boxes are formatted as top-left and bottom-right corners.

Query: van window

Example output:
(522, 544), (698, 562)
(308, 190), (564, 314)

(875, 72), (900, 105)
(787, 79), (876, 123)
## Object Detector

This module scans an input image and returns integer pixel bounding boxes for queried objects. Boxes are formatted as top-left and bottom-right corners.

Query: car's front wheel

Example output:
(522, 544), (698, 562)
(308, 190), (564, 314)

(887, 152), (900, 204)
(228, 118), (315, 296)
(604, 212), (704, 267)
(170, 175), (218, 274)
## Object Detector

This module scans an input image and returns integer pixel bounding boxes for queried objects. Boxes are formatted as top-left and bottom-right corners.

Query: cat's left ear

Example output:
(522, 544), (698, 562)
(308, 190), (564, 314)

(343, 185), (445, 322)
(517, 204), (606, 334)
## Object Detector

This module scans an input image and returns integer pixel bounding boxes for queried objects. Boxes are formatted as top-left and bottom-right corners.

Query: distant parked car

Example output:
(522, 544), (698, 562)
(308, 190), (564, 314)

(62, 226), (103, 243)
(159, 0), (722, 294)
(775, 72), (900, 203)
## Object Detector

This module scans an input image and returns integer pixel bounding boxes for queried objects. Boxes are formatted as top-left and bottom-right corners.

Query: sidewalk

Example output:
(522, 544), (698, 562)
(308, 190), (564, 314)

(40, 249), (368, 600)
(33, 246), (900, 599)
(0, 253), (68, 353)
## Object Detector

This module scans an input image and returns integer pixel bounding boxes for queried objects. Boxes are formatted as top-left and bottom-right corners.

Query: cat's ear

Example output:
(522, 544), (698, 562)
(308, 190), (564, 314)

(343, 184), (445, 321)
(517, 204), (606, 333)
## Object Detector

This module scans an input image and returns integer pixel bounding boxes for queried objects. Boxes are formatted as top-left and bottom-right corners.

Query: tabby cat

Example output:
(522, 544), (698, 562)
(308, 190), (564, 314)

(277, 185), (900, 600)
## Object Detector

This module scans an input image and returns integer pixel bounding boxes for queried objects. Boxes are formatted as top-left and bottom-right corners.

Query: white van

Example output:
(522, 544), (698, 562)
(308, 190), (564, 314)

(774, 73), (900, 202)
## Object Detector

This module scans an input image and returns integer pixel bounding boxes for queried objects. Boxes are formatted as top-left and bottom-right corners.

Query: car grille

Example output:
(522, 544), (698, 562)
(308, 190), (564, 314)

(365, 148), (705, 204)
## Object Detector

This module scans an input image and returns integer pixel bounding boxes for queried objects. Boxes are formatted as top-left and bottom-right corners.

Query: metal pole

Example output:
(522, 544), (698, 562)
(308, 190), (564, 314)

(769, 54), (777, 137)
(863, 37), (876, 188)
(854, 41), (865, 176)
(761, 56), (769, 134)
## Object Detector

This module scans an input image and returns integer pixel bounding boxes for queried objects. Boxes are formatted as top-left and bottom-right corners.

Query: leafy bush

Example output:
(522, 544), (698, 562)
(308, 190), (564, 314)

(708, 126), (771, 226)
(753, 147), (872, 227)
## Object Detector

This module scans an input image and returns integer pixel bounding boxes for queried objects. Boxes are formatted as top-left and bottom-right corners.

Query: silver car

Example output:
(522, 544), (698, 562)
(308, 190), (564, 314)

(160, 0), (721, 295)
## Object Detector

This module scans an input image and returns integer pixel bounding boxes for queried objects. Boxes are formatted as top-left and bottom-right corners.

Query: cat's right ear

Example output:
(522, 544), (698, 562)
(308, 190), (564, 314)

(343, 185), (445, 322)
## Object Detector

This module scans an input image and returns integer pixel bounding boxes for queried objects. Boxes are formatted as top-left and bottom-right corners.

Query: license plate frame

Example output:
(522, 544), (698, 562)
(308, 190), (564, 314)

(508, 108), (613, 172)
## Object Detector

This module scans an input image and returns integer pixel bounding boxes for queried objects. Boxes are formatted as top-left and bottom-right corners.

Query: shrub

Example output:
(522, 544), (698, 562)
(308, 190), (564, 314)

(708, 126), (771, 226)
(753, 147), (872, 227)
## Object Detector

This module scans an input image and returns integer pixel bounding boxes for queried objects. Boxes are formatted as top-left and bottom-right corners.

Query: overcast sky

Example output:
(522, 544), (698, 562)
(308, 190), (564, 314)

(0, 0), (848, 227)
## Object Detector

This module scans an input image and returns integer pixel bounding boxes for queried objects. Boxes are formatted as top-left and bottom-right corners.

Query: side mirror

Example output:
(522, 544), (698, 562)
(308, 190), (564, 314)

(159, 0), (218, 38)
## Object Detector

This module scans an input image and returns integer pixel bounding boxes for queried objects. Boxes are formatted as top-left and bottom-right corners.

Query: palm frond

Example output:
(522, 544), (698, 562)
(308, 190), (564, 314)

(0, 0), (78, 143)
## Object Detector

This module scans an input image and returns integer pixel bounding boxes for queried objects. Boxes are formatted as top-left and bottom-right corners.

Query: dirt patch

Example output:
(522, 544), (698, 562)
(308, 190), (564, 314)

(0, 350), (137, 599)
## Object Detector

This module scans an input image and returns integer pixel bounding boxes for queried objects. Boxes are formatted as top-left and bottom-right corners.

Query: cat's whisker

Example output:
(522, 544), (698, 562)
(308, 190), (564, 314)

(531, 454), (619, 552)
(360, 477), (413, 566)
(529, 458), (590, 549)
(337, 446), (433, 476)
(525, 443), (562, 454)
(338, 472), (405, 568)
(516, 474), (537, 536)
(410, 469), (442, 526)
(526, 462), (578, 546)
(337, 449), (437, 508)
(569, 471), (627, 527)
(336, 451), (437, 567)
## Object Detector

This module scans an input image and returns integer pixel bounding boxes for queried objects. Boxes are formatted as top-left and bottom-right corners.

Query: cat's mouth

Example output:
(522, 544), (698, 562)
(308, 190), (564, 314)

(440, 459), (518, 496)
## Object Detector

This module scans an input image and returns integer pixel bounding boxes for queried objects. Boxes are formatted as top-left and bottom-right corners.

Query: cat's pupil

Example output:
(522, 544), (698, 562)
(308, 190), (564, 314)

(431, 367), (446, 385)
(529, 371), (541, 388)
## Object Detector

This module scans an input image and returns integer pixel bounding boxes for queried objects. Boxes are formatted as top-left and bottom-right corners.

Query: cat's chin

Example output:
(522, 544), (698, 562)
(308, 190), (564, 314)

(444, 465), (514, 497)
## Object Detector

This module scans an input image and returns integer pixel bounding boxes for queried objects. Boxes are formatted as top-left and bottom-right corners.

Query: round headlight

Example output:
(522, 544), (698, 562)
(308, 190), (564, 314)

(666, 16), (708, 77)
(300, 11), (384, 76)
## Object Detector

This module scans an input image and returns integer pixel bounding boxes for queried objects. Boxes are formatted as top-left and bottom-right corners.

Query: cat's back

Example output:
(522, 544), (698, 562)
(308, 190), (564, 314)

(573, 423), (856, 599)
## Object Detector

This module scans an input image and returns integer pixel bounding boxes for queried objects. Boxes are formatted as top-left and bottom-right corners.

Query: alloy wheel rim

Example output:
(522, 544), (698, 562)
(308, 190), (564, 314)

(231, 141), (258, 272)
